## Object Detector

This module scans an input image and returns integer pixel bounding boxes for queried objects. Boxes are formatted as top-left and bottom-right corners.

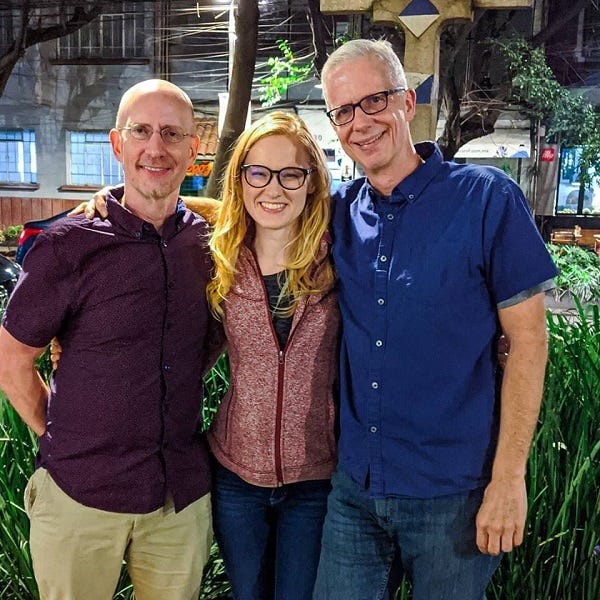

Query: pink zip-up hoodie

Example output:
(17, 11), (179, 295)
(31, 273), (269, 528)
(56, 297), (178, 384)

(207, 235), (340, 487)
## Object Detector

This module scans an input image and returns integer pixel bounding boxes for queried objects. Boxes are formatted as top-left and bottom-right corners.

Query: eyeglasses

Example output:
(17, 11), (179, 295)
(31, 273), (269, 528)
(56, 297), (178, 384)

(326, 87), (407, 126)
(118, 124), (194, 144)
(241, 164), (313, 190)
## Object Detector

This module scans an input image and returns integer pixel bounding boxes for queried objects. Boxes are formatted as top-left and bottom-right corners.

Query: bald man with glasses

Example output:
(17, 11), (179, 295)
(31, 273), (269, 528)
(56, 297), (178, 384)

(0, 80), (214, 600)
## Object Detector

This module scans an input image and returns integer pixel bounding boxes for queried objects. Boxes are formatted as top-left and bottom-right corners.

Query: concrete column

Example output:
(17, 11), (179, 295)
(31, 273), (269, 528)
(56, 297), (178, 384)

(320, 0), (533, 141)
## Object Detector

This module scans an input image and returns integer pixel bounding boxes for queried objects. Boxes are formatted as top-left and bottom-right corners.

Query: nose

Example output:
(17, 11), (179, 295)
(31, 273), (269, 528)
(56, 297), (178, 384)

(265, 173), (284, 195)
(144, 130), (167, 155)
(351, 106), (372, 130)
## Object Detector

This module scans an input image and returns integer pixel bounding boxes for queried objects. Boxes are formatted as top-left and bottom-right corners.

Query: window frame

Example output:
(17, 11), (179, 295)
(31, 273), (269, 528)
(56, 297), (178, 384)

(555, 146), (600, 216)
(53, 1), (152, 65)
(65, 130), (123, 190)
(0, 129), (39, 190)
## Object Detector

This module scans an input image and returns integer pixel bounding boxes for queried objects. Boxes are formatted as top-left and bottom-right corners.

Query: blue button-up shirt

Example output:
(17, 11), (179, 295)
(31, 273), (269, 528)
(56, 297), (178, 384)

(331, 142), (558, 499)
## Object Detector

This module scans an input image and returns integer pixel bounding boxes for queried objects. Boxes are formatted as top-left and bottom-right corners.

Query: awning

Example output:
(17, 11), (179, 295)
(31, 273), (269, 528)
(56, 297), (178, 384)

(453, 128), (531, 159)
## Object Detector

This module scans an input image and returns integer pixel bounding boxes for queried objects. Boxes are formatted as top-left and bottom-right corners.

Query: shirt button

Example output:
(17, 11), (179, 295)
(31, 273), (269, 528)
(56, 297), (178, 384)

(370, 426), (378, 433)
(380, 255), (387, 262)
(134, 231), (142, 239)
(387, 214), (394, 220)
(371, 381), (379, 389)
(408, 194), (415, 200)
(163, 364), (171, 372)
(375, 340), (383, 347)
(162, 240), (168, 248)
(168, 281), (175, 289)
(377, 298), (385, 306)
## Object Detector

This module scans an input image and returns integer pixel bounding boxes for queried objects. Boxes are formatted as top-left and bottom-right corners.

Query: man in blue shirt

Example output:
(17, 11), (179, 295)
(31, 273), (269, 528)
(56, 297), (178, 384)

(313, 40), (558, 600)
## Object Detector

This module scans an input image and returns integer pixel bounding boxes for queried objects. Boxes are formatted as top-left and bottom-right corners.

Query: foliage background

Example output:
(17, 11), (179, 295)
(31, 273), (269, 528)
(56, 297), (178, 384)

(0, 305), (598, 599)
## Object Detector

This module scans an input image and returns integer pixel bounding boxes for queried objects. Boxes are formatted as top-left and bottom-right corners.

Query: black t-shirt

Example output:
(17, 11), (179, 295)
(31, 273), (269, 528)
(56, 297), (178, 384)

(262, 272), (293, 349)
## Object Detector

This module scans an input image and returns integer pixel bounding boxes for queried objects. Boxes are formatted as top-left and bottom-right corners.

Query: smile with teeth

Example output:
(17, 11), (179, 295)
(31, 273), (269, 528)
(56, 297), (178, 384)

(355, 131), (384, 147)
(260, 201), (287, 211)
(141, 166), (170, 173)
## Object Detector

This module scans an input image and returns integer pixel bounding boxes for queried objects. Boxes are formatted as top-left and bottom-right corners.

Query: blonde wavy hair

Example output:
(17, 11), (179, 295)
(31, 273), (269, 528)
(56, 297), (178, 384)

(207, 110), (334, 317)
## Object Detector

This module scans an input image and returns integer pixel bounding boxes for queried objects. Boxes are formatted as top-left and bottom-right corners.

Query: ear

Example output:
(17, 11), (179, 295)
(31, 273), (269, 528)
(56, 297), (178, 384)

(403, 89), (417, 122)
(187, 134), (200, 167)
(109, 129), (123, 163)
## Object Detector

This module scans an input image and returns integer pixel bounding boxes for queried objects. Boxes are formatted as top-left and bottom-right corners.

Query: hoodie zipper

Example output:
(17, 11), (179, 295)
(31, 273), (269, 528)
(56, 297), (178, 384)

(253, 252), (307, 486)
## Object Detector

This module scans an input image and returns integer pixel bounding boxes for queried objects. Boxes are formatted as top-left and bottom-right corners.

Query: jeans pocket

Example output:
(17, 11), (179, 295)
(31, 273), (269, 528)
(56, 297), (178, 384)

(23, 468), (49, 518)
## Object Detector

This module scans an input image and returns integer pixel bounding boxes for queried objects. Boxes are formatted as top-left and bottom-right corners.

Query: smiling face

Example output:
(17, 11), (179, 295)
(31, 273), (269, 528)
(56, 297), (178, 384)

(109, 86), (198, 205)
(323, 56), (416, 182)
(241, 134), (312, 238)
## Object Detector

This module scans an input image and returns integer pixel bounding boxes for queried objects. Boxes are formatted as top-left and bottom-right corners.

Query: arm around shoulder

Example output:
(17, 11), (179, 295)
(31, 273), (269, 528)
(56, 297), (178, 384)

(182, 197), (221, 226)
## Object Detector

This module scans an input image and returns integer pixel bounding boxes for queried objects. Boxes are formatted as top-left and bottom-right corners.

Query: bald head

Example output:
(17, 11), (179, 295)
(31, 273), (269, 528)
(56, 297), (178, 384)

(116, 79), (196, 130)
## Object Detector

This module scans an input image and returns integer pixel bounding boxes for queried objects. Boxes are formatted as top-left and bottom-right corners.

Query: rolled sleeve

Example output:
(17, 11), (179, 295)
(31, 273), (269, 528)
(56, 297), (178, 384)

(484, 181), (558, 305)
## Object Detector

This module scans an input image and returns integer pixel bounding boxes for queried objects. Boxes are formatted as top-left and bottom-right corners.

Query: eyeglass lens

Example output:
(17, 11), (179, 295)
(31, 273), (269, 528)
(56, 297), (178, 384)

(125, 124), (187, 144)
(243, 165), (308, 190)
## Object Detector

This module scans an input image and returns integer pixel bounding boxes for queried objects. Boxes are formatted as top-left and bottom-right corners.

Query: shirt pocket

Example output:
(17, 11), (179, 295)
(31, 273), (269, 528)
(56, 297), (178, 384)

(401, 242), (481, 308)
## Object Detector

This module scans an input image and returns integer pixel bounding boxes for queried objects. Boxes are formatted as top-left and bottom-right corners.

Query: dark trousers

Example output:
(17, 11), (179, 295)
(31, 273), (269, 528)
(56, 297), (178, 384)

(212, 462), (330, 600)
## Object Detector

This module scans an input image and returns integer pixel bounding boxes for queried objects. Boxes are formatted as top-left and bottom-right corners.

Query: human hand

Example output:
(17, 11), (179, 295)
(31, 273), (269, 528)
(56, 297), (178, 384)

(50, 337), (63, 371)
(67, 185), (113, 219)
(475, 477), (527, 555)
(497, 334), (510, 369)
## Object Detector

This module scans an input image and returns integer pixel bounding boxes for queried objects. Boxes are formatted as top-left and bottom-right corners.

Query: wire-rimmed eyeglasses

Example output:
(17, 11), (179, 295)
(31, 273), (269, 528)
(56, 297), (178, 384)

(118, 124), (195, 144)
(326, 87), (407, 126)
(241, 164), (313, 190)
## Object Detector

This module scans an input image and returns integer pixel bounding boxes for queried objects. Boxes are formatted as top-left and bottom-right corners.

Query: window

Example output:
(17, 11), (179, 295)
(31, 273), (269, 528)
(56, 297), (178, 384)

(555, 147), (600, 216)
(0, 130), (37, 185)
(56, 1), (150, 63)
(0, 9), (13, 55)
(580, 4), (600, 61)
(68, 132), (122, 187)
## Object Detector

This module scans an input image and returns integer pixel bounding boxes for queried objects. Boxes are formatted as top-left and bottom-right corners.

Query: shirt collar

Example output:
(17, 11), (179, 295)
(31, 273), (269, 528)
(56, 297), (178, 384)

(105, 190), (186, 240)
(366, 141), (443, 204)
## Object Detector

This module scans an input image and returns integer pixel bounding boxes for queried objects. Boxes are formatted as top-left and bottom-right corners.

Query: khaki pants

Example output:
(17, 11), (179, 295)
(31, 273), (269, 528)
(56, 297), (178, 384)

(24, 468), (212, 600)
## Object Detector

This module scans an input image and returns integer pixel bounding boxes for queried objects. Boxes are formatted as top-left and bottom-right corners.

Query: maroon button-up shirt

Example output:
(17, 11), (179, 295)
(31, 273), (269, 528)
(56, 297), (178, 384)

(3, 196), (213, 513)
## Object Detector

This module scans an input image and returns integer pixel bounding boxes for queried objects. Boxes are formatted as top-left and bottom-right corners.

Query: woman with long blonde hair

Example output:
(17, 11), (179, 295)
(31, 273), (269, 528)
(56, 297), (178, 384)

(205, 111), (339, 600)
(61, 110), (340, 599)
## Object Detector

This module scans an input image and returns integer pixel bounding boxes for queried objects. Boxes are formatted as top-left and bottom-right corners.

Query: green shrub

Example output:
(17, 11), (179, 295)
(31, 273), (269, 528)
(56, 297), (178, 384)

(0, 350), (231, 600)
(547, 243), (600, 302)
(487, 301), (600, 599)
(2, 304), (598, 599)
(0, 225), (23, 244)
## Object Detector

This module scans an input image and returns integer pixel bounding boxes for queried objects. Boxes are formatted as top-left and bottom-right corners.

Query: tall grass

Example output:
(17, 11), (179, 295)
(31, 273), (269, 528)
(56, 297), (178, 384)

(1, 307), (598, 599)
(0, 351), (231, 600)
(488, 301), (600, 599)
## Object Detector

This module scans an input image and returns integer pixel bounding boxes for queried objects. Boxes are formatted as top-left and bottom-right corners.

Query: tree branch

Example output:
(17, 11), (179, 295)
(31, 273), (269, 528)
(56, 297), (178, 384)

(0, 1), (104, 97)
(531, 0), (591, 46)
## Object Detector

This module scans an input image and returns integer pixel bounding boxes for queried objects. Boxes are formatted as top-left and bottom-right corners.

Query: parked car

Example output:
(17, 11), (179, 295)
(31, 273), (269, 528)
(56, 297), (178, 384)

(15, 209), (71, 265)
(0, 254), (21, 310)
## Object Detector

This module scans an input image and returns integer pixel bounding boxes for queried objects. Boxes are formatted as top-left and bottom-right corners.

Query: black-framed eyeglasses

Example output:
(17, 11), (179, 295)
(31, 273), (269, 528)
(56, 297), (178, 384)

(118, 124), (195, 144)
(326, 87), (407, 126)
(241, 164), (313, 190)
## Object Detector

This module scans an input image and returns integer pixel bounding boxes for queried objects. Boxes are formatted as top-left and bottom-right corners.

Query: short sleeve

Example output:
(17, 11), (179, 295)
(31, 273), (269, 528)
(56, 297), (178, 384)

(2, 230), (75, 348)
(482, 177), (558, 305)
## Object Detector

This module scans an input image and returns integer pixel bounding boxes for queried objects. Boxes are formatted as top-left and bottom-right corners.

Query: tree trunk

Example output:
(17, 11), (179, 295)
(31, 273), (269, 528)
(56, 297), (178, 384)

(206, 0), (259, 200)
(306, 0), (329, 77)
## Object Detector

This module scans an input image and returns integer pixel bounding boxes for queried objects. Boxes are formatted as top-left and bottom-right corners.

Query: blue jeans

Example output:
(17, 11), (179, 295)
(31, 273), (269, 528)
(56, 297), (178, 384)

(313, 471), (502, 600)
(212, 462), (331, 600)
